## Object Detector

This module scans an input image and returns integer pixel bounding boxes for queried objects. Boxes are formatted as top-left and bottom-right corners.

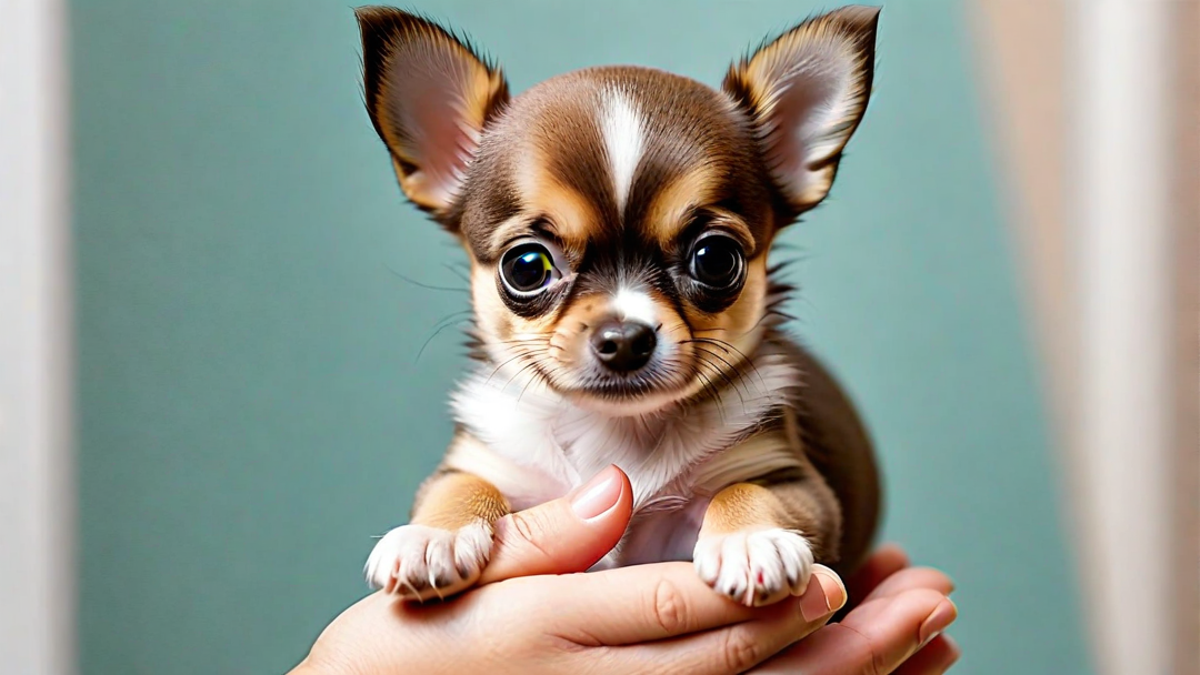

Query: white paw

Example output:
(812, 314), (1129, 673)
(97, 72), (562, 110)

(693, 528), (814, 607)
(364, 521), (494, 601)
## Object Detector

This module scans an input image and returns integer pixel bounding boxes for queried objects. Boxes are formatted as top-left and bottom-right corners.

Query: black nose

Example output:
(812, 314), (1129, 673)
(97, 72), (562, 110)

(590, 320), (657, 373)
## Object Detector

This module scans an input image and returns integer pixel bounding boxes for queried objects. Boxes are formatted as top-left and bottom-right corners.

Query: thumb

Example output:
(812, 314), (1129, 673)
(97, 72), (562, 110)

(478, 465), (632, 584)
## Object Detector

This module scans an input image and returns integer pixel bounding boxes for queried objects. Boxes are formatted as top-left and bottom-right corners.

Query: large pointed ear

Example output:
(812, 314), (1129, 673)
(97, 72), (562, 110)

(723, 6), (879, 215)
(355, 7), (509, 215)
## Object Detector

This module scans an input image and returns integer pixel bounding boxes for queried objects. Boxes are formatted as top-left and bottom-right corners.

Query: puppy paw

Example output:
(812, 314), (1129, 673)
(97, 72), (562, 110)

(693, 527), (814, 607)
(364, 521), (494, 602)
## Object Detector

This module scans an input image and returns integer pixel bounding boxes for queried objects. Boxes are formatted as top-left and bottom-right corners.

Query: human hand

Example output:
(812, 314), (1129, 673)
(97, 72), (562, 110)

(748, 544), (960, 674)
(291, 466), (851, 674)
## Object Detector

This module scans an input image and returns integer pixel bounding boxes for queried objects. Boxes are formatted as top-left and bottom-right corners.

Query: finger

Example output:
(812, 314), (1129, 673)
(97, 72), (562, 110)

(863, 566), (955, 601)
(750, 589), (957, 674)
(603, 571), (849, 675)
(477, 465), (632, 583)
(845, 544), (909, 602)
(892, 635), (961, 675)
(529, 562), (845, 645)
(840, 544), (909, 619)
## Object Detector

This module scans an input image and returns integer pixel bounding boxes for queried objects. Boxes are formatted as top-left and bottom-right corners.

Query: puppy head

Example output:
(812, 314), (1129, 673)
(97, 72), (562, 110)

(356, 6), (879, 415)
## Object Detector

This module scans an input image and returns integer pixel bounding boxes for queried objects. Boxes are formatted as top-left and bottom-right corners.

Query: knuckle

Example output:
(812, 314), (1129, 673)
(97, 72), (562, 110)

(508, 511), (540, 542)
(650, 578), (690, 635)
(721, 629), (763, 672)
(827, 623), (885, 675)
(502, 511), (556, 561)
(907, 587), (950, 609)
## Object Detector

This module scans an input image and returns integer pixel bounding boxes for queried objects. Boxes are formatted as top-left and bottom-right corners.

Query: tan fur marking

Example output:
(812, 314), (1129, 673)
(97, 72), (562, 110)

(533, 179), (597, 251)
(469, 261), (509, 343)
(462, 67), (507, 132)
(412, 471), (511, 531)
(706, 209), (756, 253)
(644, 165), (720, 243)
(699, 482), (789, 536)
(470, 258), (558, 345)
(699, 475), (839, 562)
(688, 253), (769, 357)
(697, 419), (842, 563)
(485, 215), (529, 257)
(498, 142), (600, 253)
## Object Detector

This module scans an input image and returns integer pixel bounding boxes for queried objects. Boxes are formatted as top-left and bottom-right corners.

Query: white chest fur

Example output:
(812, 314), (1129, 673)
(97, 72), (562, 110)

(444, 349), (806, 563)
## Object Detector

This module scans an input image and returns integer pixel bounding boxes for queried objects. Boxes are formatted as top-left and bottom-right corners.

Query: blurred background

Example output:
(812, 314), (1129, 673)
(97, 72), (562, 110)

(1, 1), (1195, 674)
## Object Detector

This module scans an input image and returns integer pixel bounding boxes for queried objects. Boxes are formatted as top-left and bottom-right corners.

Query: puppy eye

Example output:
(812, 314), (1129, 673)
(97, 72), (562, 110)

(689, 234), (745, 289)
(500, 242), (562, 296)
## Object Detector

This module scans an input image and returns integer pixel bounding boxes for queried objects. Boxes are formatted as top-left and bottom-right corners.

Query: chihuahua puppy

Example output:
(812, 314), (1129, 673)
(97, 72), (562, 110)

(357, 5), (881, 607)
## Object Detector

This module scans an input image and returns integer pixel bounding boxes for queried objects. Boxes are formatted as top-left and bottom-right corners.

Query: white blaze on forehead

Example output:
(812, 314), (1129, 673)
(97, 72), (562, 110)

(599, 88), (645, 212)
(612, 287), (657, 326)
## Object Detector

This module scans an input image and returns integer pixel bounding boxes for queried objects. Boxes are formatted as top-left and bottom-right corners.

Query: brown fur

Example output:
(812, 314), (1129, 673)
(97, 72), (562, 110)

(355, 5), (883, 602)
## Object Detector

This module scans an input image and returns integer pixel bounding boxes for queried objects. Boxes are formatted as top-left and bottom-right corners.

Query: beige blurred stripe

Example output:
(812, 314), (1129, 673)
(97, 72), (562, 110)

(968, 1), (1073, 422)
(970, 2), (1198, 674)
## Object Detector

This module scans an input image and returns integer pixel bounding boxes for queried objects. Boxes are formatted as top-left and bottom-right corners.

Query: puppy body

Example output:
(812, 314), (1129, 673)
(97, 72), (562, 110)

(356, 5), (882, 607)
(446, 330), (877, 569)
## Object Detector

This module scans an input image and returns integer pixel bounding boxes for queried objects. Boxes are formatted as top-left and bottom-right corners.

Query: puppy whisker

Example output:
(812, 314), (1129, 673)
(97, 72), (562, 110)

(485, 348), (547, 385)
(693, 348), (747, 411)
(415, 312), (476, 362)
(684, 337), (769, 393)
(385, 264), (470, 294)
(442, 262), (472, 286)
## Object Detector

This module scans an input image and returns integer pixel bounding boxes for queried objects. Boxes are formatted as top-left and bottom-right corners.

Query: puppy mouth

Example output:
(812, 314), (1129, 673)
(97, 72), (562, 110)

(573, 370), (687, 401)
(498, 341), (693, 410)
(557, 342), (704, 413)
(488, 321), (707, 413)
(563, 370), (696, 416)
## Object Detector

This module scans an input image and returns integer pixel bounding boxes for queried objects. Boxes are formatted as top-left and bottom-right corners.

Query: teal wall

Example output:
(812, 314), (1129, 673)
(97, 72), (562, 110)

(71, 1), (1092, 673)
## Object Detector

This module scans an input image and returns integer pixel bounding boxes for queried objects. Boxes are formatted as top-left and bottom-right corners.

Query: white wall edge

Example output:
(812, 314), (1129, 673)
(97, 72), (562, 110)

(0, 0), (76, 673)
(1071, 2), (1173, 674)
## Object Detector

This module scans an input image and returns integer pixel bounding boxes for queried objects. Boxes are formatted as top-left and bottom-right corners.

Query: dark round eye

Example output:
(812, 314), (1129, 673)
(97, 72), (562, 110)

(689, 235), (744, 288)
(500, 243), (560, 296)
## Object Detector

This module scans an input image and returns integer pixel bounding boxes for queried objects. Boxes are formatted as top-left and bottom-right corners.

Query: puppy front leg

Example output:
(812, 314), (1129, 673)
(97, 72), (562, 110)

(693, 474), (840, 607)
(365, 468), (510, 601)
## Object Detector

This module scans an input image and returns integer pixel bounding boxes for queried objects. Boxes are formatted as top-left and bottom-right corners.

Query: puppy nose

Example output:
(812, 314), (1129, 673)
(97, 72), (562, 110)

(590, 320), (657, 372)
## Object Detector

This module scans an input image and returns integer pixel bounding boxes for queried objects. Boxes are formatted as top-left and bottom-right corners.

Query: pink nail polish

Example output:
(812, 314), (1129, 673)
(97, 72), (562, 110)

(800, 571), (846, 622)
(570, 466), (623, 521)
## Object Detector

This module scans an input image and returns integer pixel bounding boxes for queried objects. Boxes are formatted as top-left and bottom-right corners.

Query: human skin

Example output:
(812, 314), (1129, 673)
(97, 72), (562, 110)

(290, 467), (958, 674)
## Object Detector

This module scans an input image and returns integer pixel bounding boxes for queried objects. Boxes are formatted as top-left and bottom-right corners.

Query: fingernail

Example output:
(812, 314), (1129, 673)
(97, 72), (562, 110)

(919, 599), (958, 644)
(569, 465), (624, 521)
(800, 568), (847, 622)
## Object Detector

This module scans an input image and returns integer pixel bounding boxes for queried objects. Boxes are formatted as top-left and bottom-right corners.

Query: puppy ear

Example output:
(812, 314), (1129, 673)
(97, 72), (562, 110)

(723, 6), (879, 214)
(356, 7), (509, 214)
